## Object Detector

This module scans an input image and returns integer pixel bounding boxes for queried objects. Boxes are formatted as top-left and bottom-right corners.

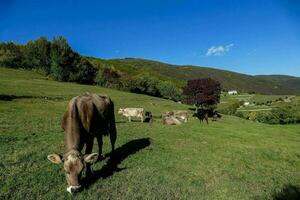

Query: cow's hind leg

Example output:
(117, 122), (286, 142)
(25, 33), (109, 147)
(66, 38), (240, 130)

(96, 134), (105, 161)
(109, 129), (116, 154)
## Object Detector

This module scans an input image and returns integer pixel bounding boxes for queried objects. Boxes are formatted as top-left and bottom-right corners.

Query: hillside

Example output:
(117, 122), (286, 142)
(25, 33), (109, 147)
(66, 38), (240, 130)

(88, 57), (300, 95)
(256, 75), (300, 94)
(0, 67), (300, 199)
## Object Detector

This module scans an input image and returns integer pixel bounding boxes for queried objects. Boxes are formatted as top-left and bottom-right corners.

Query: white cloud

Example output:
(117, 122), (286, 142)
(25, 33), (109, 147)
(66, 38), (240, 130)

(206, 43), (234, 56)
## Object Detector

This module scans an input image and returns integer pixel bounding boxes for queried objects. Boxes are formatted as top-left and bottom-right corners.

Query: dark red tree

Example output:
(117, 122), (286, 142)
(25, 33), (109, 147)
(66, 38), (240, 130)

(183, 78), (221, 108)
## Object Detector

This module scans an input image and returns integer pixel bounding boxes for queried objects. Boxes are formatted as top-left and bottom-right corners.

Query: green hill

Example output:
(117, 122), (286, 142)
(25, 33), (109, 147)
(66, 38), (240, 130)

(256, 75), (300, 94)
(1, 67), (299, 199)
(88, 57), (300, 95)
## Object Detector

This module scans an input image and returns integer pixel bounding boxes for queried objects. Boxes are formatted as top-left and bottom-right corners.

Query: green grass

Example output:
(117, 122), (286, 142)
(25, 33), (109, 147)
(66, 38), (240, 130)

(1, 67), (300, 200)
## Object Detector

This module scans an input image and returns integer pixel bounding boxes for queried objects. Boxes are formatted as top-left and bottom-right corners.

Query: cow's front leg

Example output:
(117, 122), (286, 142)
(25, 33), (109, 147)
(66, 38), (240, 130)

(141, 116), (144, 123)
(128, 116), (131, 122)
(85, 138), (94, 177)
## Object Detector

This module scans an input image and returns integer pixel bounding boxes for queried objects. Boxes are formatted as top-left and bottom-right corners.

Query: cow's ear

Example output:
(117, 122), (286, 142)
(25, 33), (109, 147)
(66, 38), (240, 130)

(47, 154), (63, 164)
(84, 153), (98, 164)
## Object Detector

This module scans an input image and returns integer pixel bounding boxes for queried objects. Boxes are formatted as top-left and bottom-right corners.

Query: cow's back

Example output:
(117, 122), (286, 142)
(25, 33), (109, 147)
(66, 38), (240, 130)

(63, 93), (114, 135)
(124, 108), (144, 116)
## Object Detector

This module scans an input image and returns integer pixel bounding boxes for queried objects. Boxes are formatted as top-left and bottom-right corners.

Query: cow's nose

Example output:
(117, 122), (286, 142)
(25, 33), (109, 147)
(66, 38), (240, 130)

(67, 185), (81, 194)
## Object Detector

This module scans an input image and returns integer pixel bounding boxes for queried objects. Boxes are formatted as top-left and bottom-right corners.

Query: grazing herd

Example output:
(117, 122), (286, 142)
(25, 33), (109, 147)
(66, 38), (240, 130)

(48, 93), (220, 194)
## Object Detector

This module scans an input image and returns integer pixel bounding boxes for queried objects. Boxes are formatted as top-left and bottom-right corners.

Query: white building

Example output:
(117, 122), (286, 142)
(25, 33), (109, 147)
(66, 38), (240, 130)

(243, 102), (250, 106)
(228, 90), (238, 95)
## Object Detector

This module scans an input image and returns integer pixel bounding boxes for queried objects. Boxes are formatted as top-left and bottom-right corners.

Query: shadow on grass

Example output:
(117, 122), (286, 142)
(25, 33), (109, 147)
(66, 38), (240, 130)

(272, 184), (300, 200)
(0, 94), (64, 101)
(82, 137), (151, 189)
(115, 121), (127, 124)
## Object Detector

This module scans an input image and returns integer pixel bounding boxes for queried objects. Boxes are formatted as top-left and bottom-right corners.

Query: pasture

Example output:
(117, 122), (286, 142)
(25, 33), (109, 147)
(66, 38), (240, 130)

(0, 68), (300, 199)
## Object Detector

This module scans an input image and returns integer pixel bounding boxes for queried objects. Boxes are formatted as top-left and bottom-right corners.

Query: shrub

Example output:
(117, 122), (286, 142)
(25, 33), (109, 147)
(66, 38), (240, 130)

(218, 101), (240, 115)
(157, 81), (182, 101)
(128, 76), (161, 97)
(70, 55), (97, 84)
(96, 68), (122, 88)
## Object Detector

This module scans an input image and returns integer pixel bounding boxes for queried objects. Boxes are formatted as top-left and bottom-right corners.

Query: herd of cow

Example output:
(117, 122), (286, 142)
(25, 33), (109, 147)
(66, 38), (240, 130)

(47, 93), (218, 194)
(118, 107), (216, 125)
(118, 107), (190, 125)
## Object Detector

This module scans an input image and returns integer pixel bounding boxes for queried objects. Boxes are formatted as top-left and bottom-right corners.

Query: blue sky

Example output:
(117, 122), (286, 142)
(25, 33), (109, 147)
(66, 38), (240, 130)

(1, 0), (300, 76)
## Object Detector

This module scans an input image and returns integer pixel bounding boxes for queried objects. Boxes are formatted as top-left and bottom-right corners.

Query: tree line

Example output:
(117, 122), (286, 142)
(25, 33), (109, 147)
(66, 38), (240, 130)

(0, 36), (221, 109)
(0, 36), (97, 84)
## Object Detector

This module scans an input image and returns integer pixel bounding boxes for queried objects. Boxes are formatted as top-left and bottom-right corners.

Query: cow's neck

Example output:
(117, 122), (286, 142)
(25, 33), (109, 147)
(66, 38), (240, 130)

(65, 131), (81, 153)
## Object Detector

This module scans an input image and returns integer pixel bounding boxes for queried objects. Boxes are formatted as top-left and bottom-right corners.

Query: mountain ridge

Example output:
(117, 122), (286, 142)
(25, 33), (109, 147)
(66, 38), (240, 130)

(88, 57), (300, 95)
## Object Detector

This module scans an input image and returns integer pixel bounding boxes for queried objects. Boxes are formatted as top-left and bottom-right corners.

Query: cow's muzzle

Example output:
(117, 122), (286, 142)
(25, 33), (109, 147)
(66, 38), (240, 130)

(67, 185), (81, 194)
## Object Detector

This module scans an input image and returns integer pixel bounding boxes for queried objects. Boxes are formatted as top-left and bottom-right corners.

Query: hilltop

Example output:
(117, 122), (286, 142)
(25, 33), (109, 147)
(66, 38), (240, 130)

(88, 57), (300, 95)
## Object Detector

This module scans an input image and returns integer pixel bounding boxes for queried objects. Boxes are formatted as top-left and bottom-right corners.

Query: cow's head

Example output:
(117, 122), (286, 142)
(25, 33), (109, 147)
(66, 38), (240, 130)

(47, 150), (98, 194)
(118, 108), (124, 114)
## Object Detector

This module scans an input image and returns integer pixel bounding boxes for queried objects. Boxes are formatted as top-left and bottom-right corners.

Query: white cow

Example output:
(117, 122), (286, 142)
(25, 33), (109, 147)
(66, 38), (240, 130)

(162, 116), (182, 125)
(118, 108), (144, 122)
(163, 110), (188, 123)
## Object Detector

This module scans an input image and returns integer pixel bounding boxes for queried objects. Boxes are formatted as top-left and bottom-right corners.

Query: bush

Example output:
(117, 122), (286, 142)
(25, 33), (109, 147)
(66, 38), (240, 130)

(218, 101), (240, 115)
(70, 55), (97, 84)
(96, 68), (122, 88)
(255, 108), (300, 124)
(157, 81), (182, 101)
(128, 76), (161, 97)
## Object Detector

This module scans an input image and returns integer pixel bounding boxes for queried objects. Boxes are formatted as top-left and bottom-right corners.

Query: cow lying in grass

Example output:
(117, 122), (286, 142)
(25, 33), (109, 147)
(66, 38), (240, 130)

(162, 115), (182, 125)
(164, 110), (189, 123)
(118, 108), (144, 122)
(47, 93), (117, 194)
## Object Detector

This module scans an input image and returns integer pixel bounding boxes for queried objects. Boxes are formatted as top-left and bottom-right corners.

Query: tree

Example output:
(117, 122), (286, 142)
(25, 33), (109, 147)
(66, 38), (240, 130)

(0, 42), (23, 68)
(50, 36), (74, 81)
(128, 76), (161, 97)
(157, 81), (182, 101)
(70, 54), (97, 84)
(23, 37), (51, 73)
(96, 68), (121, 87)
(183, 78), (221, 109)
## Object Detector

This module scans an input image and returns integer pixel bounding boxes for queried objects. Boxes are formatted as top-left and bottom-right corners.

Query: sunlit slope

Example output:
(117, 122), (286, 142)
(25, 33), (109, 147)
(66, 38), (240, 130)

(0, 67), (299, 200)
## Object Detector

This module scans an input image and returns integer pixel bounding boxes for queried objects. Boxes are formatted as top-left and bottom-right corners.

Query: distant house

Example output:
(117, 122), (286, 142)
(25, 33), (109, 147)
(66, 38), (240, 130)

(228, 90), (238, 95)
(243, 102), (250, 106)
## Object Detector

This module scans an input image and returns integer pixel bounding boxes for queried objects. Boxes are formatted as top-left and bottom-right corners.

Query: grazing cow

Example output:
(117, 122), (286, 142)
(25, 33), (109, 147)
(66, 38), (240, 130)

(164, 110), (188, 123)
(162, 115), (182, 125)
(193, 109), (209, 124)
(118, 108), (144, 122)
(47, 93), (117, 194)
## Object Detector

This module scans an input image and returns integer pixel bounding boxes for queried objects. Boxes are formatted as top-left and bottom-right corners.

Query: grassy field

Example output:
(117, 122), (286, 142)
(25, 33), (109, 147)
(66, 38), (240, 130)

(1, 68), (300, 200)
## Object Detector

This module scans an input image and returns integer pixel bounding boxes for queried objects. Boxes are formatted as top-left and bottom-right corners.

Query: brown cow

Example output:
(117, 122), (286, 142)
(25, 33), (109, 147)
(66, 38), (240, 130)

(47, 93), (117, 194)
